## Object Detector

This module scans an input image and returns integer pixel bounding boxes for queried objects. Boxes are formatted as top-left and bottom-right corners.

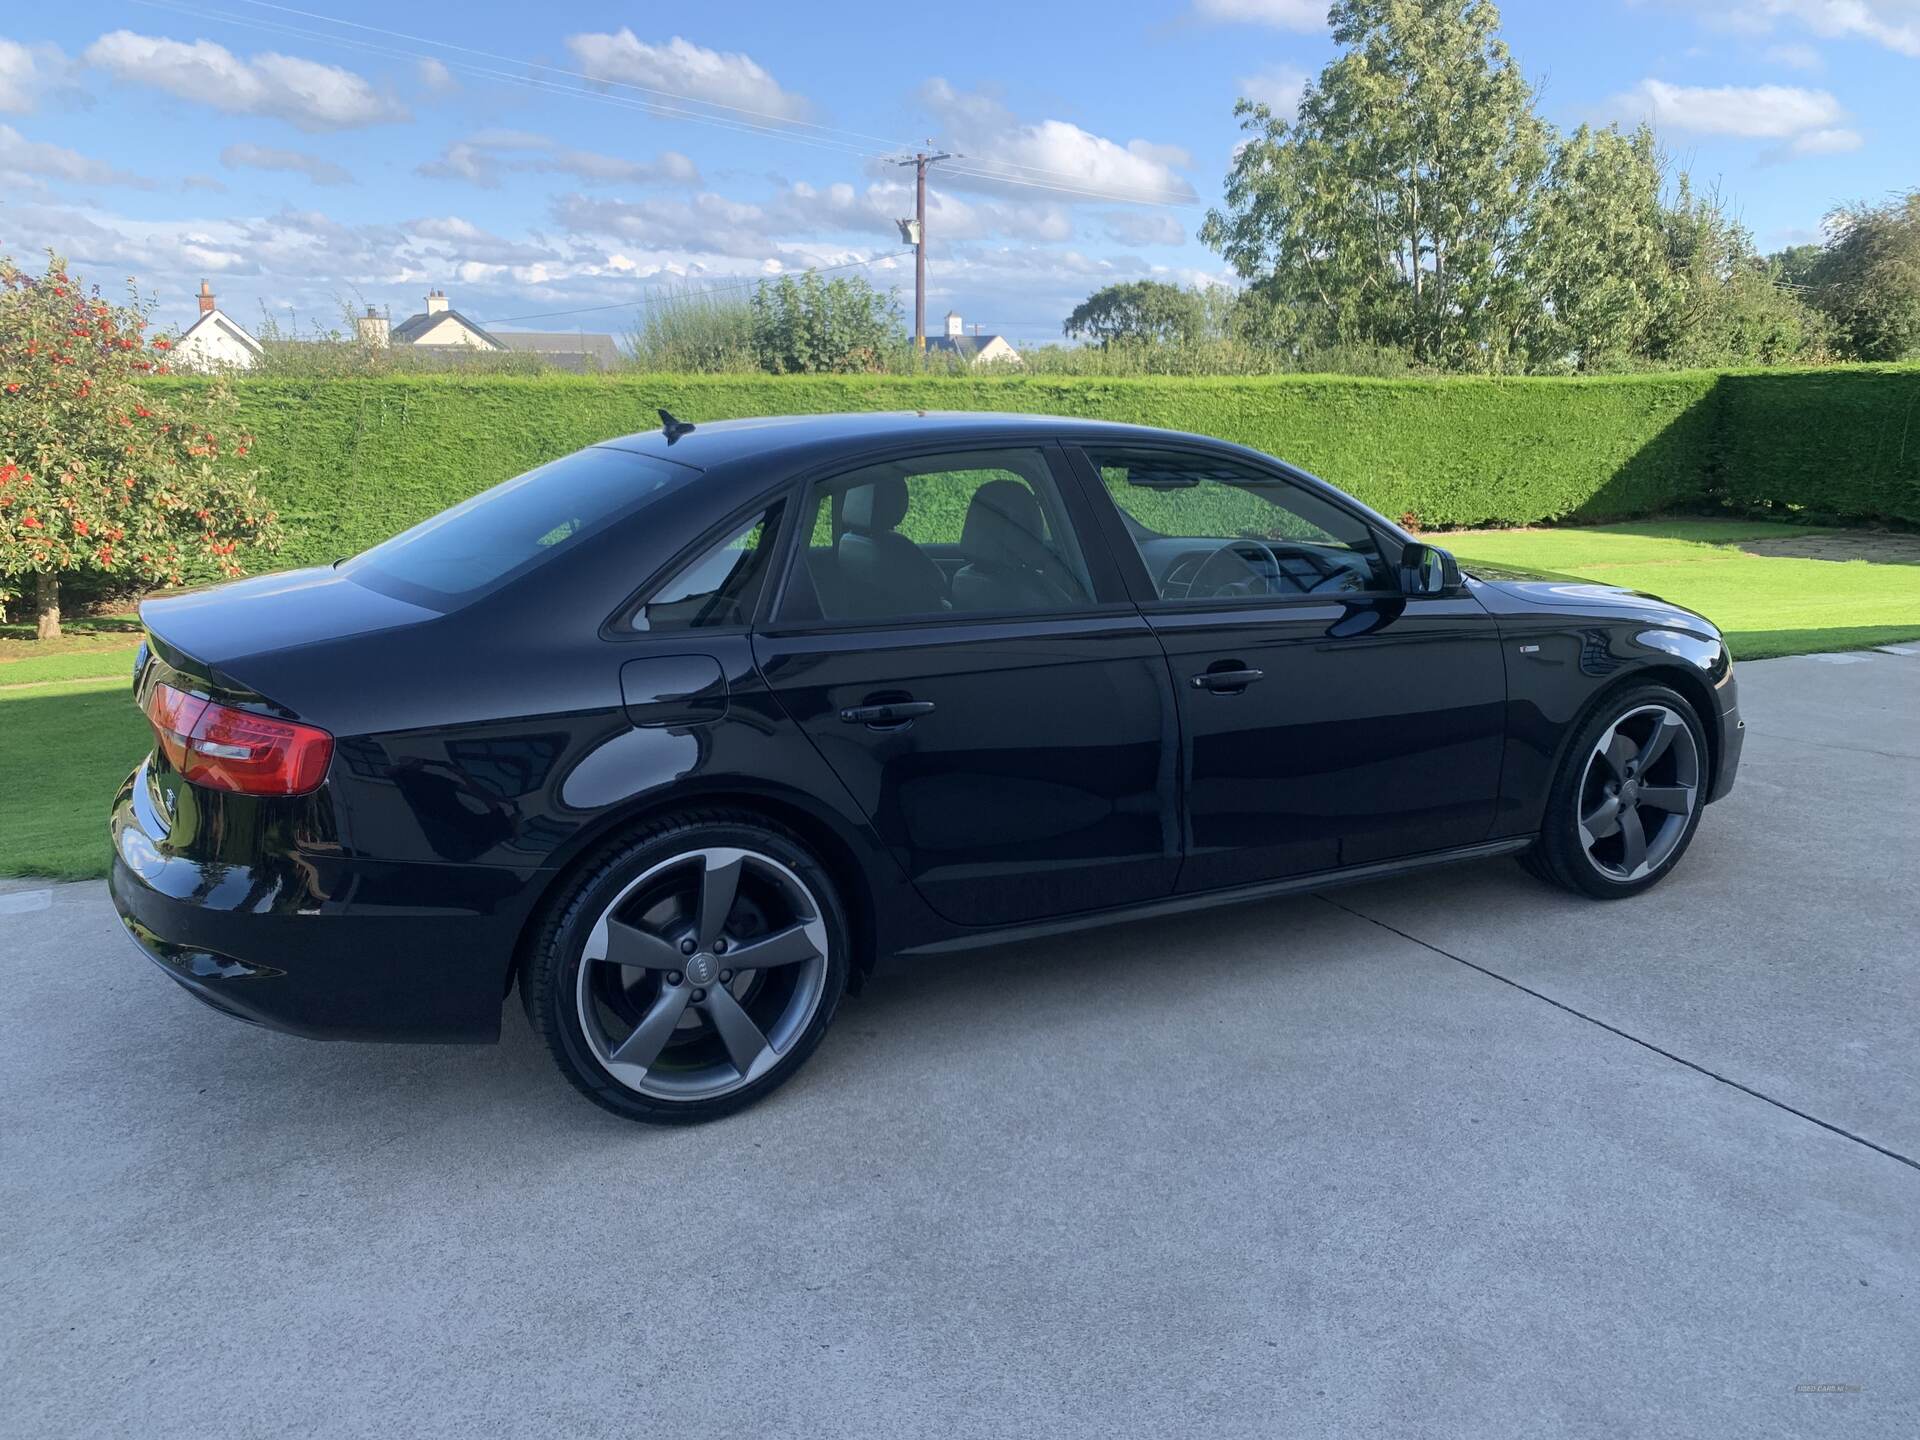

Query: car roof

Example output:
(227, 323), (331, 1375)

(592, 410), (1221, 474)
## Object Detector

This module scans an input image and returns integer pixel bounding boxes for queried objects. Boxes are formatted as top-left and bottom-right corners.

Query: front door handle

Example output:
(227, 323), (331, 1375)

(839, 700), (936, 727)
(1191, 668), (1265, 693)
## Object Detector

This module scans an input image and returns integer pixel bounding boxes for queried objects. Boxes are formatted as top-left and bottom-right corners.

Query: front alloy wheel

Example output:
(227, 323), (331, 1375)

(1522, 683), (1710, 899)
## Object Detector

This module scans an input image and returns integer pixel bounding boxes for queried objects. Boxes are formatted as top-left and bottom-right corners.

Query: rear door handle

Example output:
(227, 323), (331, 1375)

(1191, 668), (1265, 693)
(839, 700), (936, 727)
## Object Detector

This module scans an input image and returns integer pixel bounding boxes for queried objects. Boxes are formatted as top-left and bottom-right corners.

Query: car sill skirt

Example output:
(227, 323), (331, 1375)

(894, 835), (1535, 958)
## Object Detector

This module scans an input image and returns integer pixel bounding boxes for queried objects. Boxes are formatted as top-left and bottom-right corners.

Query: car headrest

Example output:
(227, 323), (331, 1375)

(841, 476), (910, 534)
(961, 480), (1051, 570)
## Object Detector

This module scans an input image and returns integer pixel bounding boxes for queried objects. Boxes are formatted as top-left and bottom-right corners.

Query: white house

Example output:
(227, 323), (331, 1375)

(390, 289), (504, 350)
(174, 281), (264, 372)
(925, 310), (1021, 368)
(385, 290), (618, 371)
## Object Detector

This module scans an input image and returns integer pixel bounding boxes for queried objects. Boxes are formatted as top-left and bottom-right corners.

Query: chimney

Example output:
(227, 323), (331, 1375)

(425, 288), (449, 316)
(944, 309), (963, 339)
(357, 304), (391, 349)
(198, 280), (216, 316)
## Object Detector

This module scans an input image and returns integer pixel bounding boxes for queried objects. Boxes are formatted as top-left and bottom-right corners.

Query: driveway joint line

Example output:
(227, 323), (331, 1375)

(1320, 895), (1920, 1175)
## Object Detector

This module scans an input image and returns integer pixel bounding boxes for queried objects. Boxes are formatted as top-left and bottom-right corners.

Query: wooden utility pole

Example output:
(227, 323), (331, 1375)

(893, 149), (952, 354)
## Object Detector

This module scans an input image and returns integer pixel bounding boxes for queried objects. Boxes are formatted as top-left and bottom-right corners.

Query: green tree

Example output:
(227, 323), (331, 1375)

(1201, 0), (1551, 370)
(1809, 191), (1920, 361)
(1063, 280), (1209, 346)
(1646, 180), (1826, 367)
(748, 273), (904, 374)
(1766, 243), (1824, 289)
(1520, 124), (1673, 371)
(0, 252), (279, 639)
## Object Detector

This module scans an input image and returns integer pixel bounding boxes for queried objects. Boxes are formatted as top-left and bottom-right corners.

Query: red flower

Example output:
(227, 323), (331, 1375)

(152, 339), (171, 350)
(3, 383), (19, 394)
(21, 513), (41, 528)
(75, 520), (89, 536)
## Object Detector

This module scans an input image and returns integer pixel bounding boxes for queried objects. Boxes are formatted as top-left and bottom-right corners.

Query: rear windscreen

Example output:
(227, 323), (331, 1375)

(342, 446), (698, 610)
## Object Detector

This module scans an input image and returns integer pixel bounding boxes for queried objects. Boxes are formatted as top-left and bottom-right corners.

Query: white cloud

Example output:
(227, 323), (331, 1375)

(1650, 1), (1920, 58)
(221, 142), (352, 186)
(417, 132), (700, 189)
(82, 30), (408, 131)
(1193, 0), (1328, 31)
(918, 79), (1197, 206)
(1238, 63), (1310, 122)
(0, 38), (70, 114)
(1102, 211), (1188, 247)
(563, 30), (808, 119)
(416, 57), (457, 94)
(1607, 77), (1847, 137)
(1789, 124), (1864, 152)
(1762, 0), (1920, 57)
(0, 123), (151, 187)
(1764, 40), (1826, 67)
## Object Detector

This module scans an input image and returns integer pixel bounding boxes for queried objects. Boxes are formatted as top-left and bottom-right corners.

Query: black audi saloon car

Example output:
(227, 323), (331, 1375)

(111, 411), (1743, 1122)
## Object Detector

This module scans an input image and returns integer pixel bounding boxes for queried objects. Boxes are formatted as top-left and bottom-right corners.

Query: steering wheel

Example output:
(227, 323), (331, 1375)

(1187, 539), (1282, 598)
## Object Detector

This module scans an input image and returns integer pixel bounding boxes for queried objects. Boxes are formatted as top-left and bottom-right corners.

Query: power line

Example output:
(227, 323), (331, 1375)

(132, 0), (1203, 209)
(224, 0), (921, 151)
(474, 250), (913, 325)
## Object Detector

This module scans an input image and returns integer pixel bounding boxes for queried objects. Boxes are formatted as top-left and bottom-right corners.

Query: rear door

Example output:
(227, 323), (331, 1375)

(752, 443), (1179, 929)
(1066, 443), (1507, 893)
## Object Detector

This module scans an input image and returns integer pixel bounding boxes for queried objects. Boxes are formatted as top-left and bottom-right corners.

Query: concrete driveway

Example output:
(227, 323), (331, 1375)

(3, 650), (1916, 1439)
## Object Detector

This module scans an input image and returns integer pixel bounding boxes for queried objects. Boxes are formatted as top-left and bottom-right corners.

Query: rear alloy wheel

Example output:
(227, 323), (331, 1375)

(1523, 684), (1709, 899)
(528, 813), (849, 1123)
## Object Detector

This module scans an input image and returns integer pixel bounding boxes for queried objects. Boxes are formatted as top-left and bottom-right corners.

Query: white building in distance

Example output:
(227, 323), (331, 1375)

(173, 281), (264, 372)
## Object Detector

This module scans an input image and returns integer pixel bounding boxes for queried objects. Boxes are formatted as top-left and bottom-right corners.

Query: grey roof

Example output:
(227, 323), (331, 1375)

(926, 332), (1016, 359)
(495, 330), (621, 367)
(391, 309), (503, 348)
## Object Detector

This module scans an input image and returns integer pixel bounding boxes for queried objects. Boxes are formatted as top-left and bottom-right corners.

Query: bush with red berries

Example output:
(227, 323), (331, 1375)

(1, 251), (280, 637)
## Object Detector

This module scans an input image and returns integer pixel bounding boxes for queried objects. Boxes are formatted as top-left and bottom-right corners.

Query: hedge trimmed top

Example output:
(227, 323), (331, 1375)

(145, 366), (1919, 569)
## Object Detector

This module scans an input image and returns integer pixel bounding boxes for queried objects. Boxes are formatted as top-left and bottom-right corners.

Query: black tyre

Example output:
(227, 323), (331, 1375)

(524, 808), (851, 1124)
(1520, 682), (1710, 900)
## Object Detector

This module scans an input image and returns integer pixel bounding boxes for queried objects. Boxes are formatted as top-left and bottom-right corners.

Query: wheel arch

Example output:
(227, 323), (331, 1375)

(506, 783), (888, 1006)
(1553, 660), (1724, 800)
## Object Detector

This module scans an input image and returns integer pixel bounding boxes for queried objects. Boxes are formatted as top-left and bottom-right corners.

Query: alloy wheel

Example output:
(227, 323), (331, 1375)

(1576, 704), (1701, 883)
(574, 846), (831, 1101)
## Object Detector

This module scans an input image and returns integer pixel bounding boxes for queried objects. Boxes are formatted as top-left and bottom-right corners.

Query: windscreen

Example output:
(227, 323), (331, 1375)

(342, 446), (698, 610)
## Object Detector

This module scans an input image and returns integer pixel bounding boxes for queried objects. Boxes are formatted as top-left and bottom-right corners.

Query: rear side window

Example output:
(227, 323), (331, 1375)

(631, 507), (782, 632)
(345, 447), (698, 610)
(778, 448), (1097, 624)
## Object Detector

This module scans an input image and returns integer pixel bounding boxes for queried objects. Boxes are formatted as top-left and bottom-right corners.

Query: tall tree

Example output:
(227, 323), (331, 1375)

(1201, 0), (1551, 370)
(1063, 281), (1209, 346)
(1810, 191), (1920, 361)
(1520, 125), (1673, 371)
(1646, 179), (1826, 367)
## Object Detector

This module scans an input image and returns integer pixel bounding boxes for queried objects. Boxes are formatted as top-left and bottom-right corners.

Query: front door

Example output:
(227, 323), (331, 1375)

(1068, 443), (1507, 893)
(753, 444), (1180, 928)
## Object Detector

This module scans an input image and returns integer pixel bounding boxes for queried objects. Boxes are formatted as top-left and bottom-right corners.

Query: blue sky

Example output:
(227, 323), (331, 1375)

(2, 1), (1914, 347)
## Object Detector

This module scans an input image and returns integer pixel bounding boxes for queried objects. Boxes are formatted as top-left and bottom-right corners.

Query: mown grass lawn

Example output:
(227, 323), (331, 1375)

(1444, 518), (1920, 659)
(2, 517), (1917, 879)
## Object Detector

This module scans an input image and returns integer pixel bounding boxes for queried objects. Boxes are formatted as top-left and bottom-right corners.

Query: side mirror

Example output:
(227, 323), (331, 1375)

(1397, 542), (1461, 596)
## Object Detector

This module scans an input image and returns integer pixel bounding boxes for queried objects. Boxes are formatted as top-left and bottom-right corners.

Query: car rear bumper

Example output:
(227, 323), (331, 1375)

(109, 762), (536, 1043)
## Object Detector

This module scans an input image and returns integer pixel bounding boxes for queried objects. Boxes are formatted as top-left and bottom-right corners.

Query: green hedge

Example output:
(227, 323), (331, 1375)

(146, 366), (1917, 570)
(1715, 368), (1920, 525)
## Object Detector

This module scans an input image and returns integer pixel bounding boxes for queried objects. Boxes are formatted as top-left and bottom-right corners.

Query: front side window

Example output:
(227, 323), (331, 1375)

(779, 448), (1097, 624)
(633, 507), (781, 632)
(1085, 446), (1392, 602)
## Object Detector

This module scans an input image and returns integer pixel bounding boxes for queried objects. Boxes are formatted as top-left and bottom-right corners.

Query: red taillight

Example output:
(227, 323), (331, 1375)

(143, 681), (333, 796)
